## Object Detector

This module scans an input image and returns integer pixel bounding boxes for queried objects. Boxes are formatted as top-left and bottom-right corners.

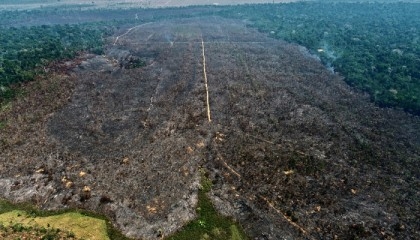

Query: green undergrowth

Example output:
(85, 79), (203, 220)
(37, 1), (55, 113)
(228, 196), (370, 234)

(0, 221), (77, 239)
(167, 169), (248, 240)
(0, 170), (248, 240)
(0, 120), (5, 130)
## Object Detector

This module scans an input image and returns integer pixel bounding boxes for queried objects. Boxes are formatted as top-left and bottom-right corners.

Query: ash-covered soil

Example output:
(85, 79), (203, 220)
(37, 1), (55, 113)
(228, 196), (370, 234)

(1, 17), (419, 239)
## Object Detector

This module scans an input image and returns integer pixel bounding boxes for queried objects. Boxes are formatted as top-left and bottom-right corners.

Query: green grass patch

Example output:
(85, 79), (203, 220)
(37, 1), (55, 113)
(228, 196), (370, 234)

(167, 170), (248, 240)
(0, 171), (248, 240)
(0, 210), (108, 240)
(0, 199), (130, 240)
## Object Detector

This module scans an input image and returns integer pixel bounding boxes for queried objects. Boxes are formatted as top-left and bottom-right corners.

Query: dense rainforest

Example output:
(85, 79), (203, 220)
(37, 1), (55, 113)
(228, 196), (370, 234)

(0, 5), (215, 102)
(1, 2), (420, 115)
(219, 2), (420, 114)
(0, 23), (105, 100)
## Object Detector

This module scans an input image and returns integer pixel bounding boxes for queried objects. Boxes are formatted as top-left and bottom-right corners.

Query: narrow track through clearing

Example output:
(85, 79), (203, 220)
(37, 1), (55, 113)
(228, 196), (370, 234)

(201, 37), (212, 122)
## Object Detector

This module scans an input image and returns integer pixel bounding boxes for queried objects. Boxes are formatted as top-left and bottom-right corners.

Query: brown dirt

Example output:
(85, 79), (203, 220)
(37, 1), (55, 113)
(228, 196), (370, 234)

(1, 17), (419, 240)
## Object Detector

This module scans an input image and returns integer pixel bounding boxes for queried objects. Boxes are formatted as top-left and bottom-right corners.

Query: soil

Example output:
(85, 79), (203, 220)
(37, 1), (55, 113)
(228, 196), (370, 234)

(0, 17), (419, 240)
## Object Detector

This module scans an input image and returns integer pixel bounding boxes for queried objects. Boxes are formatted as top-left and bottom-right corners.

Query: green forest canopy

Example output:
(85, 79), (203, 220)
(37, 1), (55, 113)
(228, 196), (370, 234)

(1, 2), (419, 115)
(219, 2), (420, 114)
(0, 23), (106, 100)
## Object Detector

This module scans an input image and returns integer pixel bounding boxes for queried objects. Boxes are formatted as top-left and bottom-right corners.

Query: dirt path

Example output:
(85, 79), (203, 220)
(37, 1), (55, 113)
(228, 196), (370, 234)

(1, 17), (419, 240)
(201, 38), (212, 122)
(113, 22), (152, 45)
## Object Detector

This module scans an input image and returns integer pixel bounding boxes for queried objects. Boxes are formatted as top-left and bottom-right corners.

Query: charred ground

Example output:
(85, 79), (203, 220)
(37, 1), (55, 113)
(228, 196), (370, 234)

(0, 17), (419, 239)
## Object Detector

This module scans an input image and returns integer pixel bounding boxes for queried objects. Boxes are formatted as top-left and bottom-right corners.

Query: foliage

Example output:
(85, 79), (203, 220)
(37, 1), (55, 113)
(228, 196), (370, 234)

(2, 2), (418, 239)
(218, 2), (420, 114)
(1, 170), (249, 240)
(0, 221), (76, 239)
(3, 2), (418, 114)
(0, 22), (107, 102)
(0, 5), (219, 104)
(167, 171), (248, 240)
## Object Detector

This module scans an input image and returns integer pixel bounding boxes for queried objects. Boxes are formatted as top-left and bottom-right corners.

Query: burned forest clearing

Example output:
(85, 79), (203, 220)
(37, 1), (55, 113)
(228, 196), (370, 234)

(1, 14), (419, 240)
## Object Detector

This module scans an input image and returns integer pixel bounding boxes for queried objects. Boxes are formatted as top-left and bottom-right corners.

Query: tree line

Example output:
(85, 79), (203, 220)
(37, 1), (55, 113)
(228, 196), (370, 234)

(1, 2), (419, 115)
(0, 22), (108, 101)
(218, 2), (420, 115)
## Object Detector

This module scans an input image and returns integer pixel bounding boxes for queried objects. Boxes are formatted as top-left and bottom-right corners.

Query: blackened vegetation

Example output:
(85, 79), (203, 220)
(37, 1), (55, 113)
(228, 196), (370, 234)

(121, 56), (146, 69)
(0, 5), (216, 104)
(197, 28), (419, 239)
(219, 2), (420, 115)
(0, 15), (419, 240)
(2, 2), (420, 113)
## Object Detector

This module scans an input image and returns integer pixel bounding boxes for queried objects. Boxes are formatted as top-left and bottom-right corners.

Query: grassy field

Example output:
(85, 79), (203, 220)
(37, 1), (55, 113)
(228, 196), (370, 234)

(0, 171), (248, 240)
(0, 210), (109, 239)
